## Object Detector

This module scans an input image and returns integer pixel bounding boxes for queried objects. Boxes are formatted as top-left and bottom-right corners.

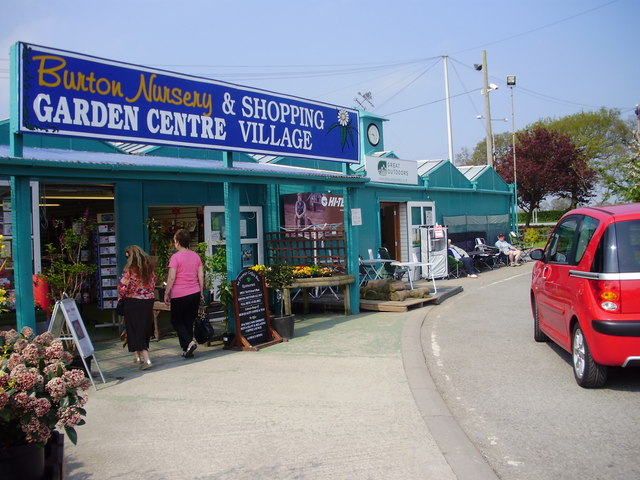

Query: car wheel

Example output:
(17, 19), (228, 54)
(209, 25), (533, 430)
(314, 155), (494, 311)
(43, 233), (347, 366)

(532, 296), (548, 342)
(572, 324), (607, 388)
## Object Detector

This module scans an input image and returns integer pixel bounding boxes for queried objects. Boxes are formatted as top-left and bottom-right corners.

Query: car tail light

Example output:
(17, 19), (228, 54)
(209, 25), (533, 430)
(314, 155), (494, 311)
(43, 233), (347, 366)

(590, 280), (621, 312)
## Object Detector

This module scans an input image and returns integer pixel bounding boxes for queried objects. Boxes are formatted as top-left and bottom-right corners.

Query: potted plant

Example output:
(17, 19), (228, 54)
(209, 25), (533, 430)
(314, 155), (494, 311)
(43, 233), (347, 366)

(216, 278), (235, 347)
(42, 214), (96, 302)
(145, 218), (172, 294)
(0, 327), (91, 479)
(251, 263), (295, 338)
(195, 243), (235, 345)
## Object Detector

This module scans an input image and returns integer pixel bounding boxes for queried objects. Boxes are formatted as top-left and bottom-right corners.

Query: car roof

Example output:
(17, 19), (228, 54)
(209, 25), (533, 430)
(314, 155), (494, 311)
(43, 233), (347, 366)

(565, 203), (640, 221)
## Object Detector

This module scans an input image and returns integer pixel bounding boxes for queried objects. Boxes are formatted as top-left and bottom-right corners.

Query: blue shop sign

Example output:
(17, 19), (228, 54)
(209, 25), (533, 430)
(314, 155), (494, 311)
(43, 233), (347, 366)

(16, 42), (360, 163)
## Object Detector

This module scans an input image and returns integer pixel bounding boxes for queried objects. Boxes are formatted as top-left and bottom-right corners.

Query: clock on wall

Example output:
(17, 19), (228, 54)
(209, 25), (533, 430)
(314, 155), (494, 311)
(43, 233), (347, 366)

(367, 123), (380, 147)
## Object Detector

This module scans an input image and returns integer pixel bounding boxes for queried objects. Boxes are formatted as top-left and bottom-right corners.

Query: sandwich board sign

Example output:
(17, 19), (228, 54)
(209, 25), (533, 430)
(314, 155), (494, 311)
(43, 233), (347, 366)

(228, 268), (283, 351)
(48, 297), (106, 389)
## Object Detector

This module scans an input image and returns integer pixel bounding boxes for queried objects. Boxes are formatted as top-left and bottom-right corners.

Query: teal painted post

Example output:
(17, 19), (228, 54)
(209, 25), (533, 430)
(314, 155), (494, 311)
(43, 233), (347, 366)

(265, 184), (280, 234)
(10, 176), (36, 330)
(114, 182), (145, 272)
(223, 152), (241, 332)
(343, 186), (360, 314)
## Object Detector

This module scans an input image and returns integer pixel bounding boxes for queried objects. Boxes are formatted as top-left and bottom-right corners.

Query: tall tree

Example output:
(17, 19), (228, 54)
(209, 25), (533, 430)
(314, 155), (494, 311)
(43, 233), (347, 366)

(536, 108), (632, 201)
(460, 132), (513, 166)
(495, 126), (592, 226)
(609, 133), (640, 202)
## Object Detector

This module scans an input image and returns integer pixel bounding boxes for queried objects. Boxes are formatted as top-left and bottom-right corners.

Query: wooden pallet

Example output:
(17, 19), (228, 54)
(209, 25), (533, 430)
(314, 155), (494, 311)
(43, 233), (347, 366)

(359, 285), (464, 312)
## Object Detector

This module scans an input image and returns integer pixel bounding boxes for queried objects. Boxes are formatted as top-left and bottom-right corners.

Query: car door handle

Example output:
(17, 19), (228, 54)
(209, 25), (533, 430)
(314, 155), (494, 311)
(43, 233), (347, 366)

(542, 265), (551, 280)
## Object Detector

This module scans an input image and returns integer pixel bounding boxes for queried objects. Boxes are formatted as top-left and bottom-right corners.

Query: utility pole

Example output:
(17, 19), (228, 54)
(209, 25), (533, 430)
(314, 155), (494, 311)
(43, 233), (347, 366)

(635, 104), (640, 135)
(481, 50), (494, 167)
(443, 56), (454, 162)
(508, 75), (517, 234)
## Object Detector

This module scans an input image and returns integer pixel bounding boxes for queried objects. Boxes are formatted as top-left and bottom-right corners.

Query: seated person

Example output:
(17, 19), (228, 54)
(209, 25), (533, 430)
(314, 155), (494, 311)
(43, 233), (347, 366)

(448, 239), (478, 278)
(495, 233), (522, 266)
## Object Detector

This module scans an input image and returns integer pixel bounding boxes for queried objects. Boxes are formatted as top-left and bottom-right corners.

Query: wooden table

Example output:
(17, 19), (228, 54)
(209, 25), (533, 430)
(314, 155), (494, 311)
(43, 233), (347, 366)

(282, 274), (355, 316)
(152, 301), (170, 341)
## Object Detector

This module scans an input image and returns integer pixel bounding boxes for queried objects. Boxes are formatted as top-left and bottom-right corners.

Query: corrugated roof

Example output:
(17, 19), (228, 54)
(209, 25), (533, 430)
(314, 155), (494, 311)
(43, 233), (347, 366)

(0, 145), (365, 181)
(109, 142), (157, 155)
(457, 165), (489, 181)
(416, 159), (447, 176)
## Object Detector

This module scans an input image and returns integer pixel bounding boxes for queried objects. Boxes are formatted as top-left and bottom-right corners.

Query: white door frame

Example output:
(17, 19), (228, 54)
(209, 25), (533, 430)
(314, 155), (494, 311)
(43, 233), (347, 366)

(203, 205), (264, 266)
(406, 201), (435, 278)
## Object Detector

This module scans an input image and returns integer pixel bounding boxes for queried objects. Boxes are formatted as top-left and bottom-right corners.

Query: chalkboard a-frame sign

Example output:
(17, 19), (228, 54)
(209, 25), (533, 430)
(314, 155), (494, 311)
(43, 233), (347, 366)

(228, 268), (284, 351)
(48, 298), (106, 390)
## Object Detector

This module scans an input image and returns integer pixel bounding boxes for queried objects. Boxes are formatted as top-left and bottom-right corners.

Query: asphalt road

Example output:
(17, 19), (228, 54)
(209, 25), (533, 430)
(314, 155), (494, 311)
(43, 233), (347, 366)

(422, 263), (640, 480)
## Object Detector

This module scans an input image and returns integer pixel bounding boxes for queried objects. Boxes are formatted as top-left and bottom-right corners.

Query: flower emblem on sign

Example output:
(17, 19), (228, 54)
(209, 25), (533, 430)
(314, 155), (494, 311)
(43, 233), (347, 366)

(327, 109), (358, 151)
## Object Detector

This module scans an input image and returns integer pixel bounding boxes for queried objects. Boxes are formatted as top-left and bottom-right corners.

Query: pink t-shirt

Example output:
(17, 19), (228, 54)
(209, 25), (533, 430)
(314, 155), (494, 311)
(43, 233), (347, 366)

(168, 249), (202, 299)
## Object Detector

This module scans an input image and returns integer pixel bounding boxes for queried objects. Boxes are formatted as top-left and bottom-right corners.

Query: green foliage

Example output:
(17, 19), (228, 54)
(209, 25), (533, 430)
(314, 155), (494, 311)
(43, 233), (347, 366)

(216, 278), (233, 331)
(523, 228), (539, 245)
(517, 210), (566, 224)
(251, 263), (294, 317)
(145, 218), (171, 284)
(43, 216), (96, 300)
(196, 242), (228, 290)
(495, 126), (591, 226)
(608, 134), (640, 203)
(536, 108), (633, 201)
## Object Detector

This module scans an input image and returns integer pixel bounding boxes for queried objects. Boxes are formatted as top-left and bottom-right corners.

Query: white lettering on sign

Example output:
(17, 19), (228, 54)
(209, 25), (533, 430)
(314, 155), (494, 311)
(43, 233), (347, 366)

(240, 96), (325, 129)
(146, 109), (226, 139)
(238, 121), (312, 150)
(33, 94), (139, 130)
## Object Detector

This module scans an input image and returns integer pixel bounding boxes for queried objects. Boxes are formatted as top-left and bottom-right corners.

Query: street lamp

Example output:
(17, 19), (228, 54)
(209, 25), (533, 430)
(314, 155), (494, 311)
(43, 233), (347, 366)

(507, 75), (517, 234)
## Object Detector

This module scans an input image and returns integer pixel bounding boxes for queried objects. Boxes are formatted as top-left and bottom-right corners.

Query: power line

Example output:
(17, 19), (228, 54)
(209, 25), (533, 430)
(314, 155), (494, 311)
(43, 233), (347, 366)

(449, 0), (621, 55)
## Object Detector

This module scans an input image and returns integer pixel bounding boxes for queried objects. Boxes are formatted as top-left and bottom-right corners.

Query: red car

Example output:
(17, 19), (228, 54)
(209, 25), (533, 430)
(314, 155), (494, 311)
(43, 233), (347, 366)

(530, 203), (640, 388)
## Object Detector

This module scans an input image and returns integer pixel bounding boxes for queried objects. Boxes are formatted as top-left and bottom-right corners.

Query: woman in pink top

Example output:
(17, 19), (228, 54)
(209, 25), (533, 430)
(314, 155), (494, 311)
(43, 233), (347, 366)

(163, 229), (204, 358)
(118, 245), (156, 370)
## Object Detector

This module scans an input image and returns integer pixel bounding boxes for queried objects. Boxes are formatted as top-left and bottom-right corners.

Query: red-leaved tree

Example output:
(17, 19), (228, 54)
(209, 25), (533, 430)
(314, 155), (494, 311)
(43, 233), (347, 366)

(495, 126), (595, 226)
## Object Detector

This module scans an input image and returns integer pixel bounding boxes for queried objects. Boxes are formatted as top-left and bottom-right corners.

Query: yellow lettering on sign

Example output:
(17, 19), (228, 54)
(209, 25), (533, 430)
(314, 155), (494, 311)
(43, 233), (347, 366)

(32, 55), (123, 97)
(126, 73), (213, 117)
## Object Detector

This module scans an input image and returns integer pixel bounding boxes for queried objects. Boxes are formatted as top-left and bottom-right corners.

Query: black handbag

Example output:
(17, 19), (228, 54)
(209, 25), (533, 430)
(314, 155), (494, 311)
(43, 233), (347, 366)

(116, 298), (125, 316)
(194, 306), (214, 344)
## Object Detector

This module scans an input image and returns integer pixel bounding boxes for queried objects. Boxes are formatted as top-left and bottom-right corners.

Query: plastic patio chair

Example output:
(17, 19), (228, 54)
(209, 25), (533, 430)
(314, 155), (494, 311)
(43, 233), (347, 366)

(377, 247), (409, 280)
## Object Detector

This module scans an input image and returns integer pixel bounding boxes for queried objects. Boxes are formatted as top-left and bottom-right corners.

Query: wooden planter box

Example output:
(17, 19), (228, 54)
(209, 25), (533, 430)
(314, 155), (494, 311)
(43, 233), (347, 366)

(282, 274), (355, 315)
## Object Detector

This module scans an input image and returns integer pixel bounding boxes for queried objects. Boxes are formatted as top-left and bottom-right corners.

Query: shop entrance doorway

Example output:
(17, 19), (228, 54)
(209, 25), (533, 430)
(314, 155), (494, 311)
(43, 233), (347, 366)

(38, 182), (115, 320)
(380, 202), (401, 260)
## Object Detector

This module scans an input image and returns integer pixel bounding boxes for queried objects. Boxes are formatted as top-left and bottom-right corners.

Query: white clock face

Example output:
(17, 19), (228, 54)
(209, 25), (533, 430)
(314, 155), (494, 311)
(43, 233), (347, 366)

(367, 123), (380, 146)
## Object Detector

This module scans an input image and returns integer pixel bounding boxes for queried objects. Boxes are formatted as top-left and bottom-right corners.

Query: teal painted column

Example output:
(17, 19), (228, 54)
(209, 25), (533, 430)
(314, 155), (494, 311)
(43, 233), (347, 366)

(114, 182), (145, 273)
(265, 184), (280, 234)
(223, 151), (241, 333)
(343, 186), (360, 314)
(10, 176), (36, 330)
(224, 182), (241, 276)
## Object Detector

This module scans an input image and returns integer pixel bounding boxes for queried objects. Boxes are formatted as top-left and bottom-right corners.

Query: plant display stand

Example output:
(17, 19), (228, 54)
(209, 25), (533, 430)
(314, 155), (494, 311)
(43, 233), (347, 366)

(282, 274), (355, 316)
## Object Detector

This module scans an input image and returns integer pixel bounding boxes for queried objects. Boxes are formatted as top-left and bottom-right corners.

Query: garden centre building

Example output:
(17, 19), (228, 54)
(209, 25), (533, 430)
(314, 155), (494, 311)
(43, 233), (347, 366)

(0, 42), (513, 330)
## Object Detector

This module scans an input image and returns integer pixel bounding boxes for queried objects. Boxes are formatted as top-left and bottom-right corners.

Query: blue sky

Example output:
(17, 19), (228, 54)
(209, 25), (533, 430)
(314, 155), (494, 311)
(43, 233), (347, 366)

(1, 0), (637, 161)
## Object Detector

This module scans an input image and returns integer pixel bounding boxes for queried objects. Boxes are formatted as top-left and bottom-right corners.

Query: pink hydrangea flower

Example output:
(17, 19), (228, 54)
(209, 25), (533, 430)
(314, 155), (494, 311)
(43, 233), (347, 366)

(58, 407), (82, 428)
(20, 326), (34, 340)
(45, 377), (67, 403)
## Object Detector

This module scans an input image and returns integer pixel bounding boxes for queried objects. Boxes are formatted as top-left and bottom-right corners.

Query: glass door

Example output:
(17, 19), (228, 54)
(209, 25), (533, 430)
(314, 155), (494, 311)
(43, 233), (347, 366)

(407, 201), (435, 258)
(203, 206), (263, 268)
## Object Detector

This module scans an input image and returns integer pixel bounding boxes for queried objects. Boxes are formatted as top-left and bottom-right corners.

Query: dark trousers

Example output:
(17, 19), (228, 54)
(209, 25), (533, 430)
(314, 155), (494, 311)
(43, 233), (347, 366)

(170, 292), (200, 351)
(461, 256), (477, 275)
